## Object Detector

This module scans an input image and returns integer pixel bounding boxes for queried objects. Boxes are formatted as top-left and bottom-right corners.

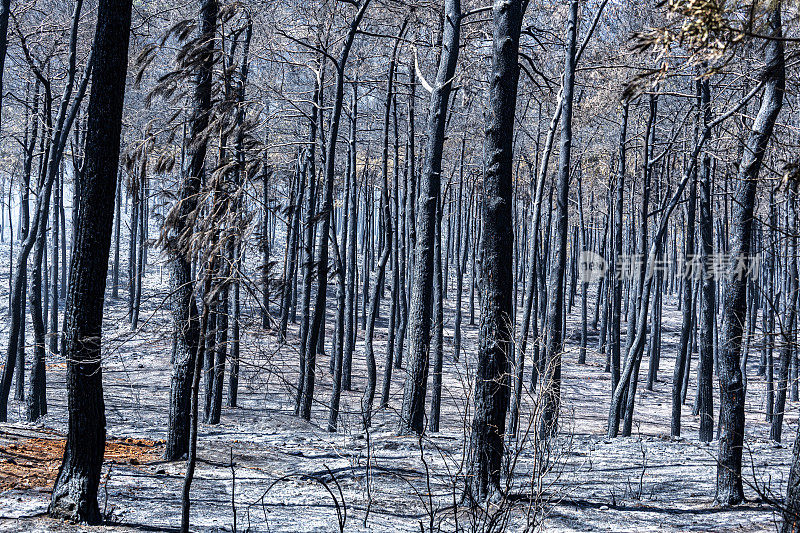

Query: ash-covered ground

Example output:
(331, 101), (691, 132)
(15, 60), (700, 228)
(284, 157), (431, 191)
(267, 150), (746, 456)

(0, 236), (795, 532)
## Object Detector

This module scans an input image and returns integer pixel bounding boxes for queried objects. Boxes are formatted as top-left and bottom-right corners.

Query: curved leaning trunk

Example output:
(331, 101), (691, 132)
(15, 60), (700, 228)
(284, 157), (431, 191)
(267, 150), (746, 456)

(398, 0), (461, 436)
(539, 0), (578, 440)
(717, 3), (784, 506)
(363, 188), (391, 429)
(298, 0), (371, 421)
(165, 0), (216, 461)
(378, 18), (408, 409)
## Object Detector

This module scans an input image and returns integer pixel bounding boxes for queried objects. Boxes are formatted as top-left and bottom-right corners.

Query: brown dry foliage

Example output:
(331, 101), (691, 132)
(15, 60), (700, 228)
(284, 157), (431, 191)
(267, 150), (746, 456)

(0, 430), (164, 491)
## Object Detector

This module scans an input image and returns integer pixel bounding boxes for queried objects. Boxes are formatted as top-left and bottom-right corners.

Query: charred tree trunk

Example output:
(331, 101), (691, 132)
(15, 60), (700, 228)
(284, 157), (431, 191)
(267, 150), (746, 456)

(539, 0), (577, 439)
(716, 4), (783, 506)
(299, 0), (371, 421)
(672, 95), (697, 437)
(342, 86), (358, 391)
(428, 196), (445, 432)
(611, 102), (628, 397)
(48, 0), (131, 521)
(362, 186), (391, 428)
(378, 19), (407, 408)
(398, 0), (460, 435)
(465, 0), (525, 501)
(771, 184), (797, 443)
(697, 76), (714, 443)
(164, 0), (216, 461)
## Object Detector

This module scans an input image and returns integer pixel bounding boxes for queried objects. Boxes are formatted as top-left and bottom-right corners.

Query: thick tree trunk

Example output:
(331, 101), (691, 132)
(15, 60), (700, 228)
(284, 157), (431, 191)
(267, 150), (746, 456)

(48, 0), (131, 521)
(716, 3), (783, 506)
(465, 0), (525, 502)
(428, 194), (445, 432)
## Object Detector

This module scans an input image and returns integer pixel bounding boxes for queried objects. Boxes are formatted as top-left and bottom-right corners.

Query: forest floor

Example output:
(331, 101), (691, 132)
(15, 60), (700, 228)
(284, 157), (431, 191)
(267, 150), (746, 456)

(0, 247), (797, 532)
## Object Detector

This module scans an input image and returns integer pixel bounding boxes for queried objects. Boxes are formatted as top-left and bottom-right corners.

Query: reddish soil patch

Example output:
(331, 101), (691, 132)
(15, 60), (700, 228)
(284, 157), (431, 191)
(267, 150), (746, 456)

(0, 430), (163, 491)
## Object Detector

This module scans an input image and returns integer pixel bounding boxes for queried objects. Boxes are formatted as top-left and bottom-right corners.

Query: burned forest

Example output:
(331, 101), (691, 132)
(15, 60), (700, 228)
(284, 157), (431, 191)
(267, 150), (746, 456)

(3, 0), (800, 531)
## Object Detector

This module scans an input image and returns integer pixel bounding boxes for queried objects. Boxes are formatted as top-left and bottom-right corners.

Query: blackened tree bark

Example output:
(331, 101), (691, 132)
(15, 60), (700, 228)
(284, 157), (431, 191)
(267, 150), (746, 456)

(611, 102), (628, 397)
(342, 86), (358, 391)
(578, 172), (588, 364)
(48, 0), (131, 522)
(327, 218), (347, 431)
(697, 76), (714, 443)
(0, 0), (90, 422)
(764, 191), (777, 423)
(207, 268), (228, 425)
(294, 79), (319, 415)
(782, 345), (800, 533)
(772, 183), (797, 443)
(428, 193), (445, 432)
(180, 271), (212, 533)
(672, 104), (696, 437)
(452, 142), (468, 365)
(299, 0), (371, 421)
(540, 0), (578, 439)
(378, 18), (408, 408)
(49, 160), (61, 359)
(465, 0), (525, 502)
(280, 156), (303, 337)
(11, 83), (37, 403)
(26, 190), (49, 420)
(362, 181), (391, 428)
(716, 3), (784, 505)
(399, 0), (461, 435)
(165, 0), (216, 461)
